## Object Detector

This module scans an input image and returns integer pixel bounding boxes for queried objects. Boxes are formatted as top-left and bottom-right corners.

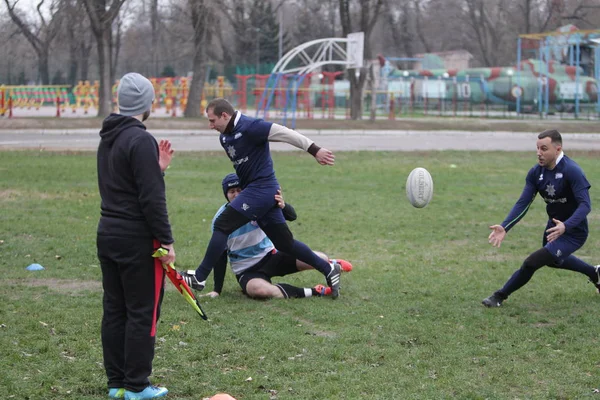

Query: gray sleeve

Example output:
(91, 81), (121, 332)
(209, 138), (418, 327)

(268, 123), (314, 151)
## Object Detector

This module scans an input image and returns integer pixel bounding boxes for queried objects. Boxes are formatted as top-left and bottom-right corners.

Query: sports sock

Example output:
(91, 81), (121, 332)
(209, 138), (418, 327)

(276, 283), (310, 298)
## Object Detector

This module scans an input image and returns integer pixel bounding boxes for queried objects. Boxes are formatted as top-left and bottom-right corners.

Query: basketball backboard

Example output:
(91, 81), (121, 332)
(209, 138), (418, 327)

(347, 32), (364, 69)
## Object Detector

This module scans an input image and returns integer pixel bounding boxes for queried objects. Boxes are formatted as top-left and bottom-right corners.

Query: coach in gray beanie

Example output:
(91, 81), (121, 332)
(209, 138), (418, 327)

(117, 72), (155, 117)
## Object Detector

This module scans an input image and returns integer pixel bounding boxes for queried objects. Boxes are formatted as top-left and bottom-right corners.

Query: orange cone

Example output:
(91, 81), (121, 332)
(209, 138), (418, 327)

(209, 394), (236, 400)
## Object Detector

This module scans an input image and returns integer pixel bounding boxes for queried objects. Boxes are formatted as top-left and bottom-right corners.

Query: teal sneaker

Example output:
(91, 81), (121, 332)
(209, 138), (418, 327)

(108, 388), (125, 399)
(124, 386), (168, 399)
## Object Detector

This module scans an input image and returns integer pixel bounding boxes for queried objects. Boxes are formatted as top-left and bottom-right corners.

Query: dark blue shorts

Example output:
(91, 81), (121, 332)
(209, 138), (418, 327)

(228, 182), (285, 226)
(542, 221), (587, 265)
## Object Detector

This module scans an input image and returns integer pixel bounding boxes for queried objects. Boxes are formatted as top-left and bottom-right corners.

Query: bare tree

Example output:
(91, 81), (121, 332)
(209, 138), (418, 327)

(560, 0), (600, 28)
(82, 0), (127, 117)
(3, 0), (62, 84)
(463, 0), (510, 66)
(60, 0), (93, 85)
(412, 0), (432, 53)
(381, 0), (416, 67)
(184, 0), (210, 118)
(339, 0), (384, 120)
(292, 0), (338, 46)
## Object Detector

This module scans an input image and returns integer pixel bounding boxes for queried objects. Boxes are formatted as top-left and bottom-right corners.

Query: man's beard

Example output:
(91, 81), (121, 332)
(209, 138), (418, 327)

(142, 110), (150, 121)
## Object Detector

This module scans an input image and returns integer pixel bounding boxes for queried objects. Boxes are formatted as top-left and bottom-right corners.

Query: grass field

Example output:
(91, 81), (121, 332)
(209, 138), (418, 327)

(1, 150), (600, 399)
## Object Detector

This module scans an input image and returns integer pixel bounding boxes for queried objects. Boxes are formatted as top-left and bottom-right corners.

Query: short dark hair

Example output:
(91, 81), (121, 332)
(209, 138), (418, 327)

(538, 129), (562, 146)
(206, 98), (234, 116)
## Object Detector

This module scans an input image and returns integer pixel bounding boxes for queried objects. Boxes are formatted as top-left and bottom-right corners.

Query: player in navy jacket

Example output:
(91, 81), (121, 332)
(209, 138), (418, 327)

(483, 129), (600, 307)
(183, 98), (342, 298)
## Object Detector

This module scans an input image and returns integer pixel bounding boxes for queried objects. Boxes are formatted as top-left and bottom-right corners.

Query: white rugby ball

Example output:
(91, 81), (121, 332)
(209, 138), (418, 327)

(406, 167), (433, 208)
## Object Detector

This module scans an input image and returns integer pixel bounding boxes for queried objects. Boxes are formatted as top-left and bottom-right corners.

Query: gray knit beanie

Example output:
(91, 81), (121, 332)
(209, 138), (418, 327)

(117, 73), (155, 116)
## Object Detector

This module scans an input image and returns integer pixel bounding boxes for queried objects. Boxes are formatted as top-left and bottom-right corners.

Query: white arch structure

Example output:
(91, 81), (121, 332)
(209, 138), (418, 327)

(272, 32), (364, 75)
(256, 33), (364, 122)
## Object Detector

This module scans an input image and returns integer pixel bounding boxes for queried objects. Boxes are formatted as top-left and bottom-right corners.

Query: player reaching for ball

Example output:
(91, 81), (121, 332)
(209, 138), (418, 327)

(482, 129), (600, 307)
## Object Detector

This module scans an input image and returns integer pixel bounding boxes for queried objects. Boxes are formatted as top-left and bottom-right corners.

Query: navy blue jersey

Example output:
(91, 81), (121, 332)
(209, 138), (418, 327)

(502, 153), (591, 235)
(220, 113), (275, 188)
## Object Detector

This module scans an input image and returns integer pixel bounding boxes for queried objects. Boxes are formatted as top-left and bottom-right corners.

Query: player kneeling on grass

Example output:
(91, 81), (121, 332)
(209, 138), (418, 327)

(181, 173), (352, 299)
(483, 129), (600, 308)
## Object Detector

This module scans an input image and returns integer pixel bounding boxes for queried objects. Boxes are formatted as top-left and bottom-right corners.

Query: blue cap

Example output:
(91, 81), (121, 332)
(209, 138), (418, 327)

(222, 173), (240, 200)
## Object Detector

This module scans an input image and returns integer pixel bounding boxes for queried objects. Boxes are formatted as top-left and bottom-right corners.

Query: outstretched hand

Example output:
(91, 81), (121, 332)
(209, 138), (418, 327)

(488, 225), (506, 248)
(159, 139), (174, 172)
(315, 148), (335, 166)
(546, 218), (565, 243)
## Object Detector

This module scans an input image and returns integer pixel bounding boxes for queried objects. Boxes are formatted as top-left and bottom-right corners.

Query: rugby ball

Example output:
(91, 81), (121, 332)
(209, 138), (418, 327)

(406, 167), (433, 208)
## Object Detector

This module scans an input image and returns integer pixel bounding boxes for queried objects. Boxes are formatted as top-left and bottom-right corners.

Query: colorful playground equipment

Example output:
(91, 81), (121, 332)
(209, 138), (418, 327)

(0, 85), (71, 117)
(382, 25), (600, 116)
(1, 24), (597, 120)
(0, 76), (235, 117)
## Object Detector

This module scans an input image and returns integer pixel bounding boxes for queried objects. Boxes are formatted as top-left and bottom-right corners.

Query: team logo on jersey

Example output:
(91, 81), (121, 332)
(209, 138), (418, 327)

(227, 145), (237, 158)
(555, 172), (563, 179)
(539, 174), (544, 181)
(242, 203), (250, 211)
(545, 184), (556, 197)
(222, 137), (226, 143)
(234, 133), (242, 139)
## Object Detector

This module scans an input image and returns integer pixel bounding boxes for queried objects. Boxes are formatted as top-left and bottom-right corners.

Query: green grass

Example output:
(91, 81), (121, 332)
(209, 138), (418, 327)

(1, 150), (600, 399)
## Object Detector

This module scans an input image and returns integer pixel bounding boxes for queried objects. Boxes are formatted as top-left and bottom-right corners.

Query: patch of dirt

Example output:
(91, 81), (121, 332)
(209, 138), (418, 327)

(265, 302), (337, 338)
(0, 189), (23, 199)
(8, 278), (102, 293)
(1, 116), (599, 133)
(7, 278), (181, 294)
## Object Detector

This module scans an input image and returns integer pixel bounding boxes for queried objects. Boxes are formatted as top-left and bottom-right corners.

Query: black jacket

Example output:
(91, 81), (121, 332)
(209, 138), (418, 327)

(97, 114), (173, 244)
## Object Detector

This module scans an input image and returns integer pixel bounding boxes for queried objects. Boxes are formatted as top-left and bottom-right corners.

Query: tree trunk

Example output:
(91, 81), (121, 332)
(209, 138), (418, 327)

(350, 84), (362, 120)
(349, 72), (364, 120)
(184, 0), (208, 118)
(184, 46), (206, 118)
(369, 63), (376, 121)
(111, 18), (121, 85)
(39, 51), (50, 85)
(338, 0), (383, 120)
(80, 41), (92, 80)
(151, 0), (159, 76)
(96, 29), (113, 116)
(67, 33), (79, 86)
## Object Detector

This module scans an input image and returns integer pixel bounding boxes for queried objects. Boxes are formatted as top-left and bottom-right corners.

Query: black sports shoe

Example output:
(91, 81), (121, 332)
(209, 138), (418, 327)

(326, 262), (341, 299)
(482, 293), (504, 307)
(592, 265), (600, 294)
(180, 270), (206, 291)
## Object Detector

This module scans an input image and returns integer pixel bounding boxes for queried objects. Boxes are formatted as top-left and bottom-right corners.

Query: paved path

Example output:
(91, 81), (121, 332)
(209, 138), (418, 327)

(1, 128), (599, 151)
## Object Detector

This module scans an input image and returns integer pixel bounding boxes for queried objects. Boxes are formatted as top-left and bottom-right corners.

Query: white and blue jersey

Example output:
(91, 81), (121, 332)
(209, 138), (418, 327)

(212, 204), (275, 275)
(220, 113), (276, 188)
(502, 152), (591, 237)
